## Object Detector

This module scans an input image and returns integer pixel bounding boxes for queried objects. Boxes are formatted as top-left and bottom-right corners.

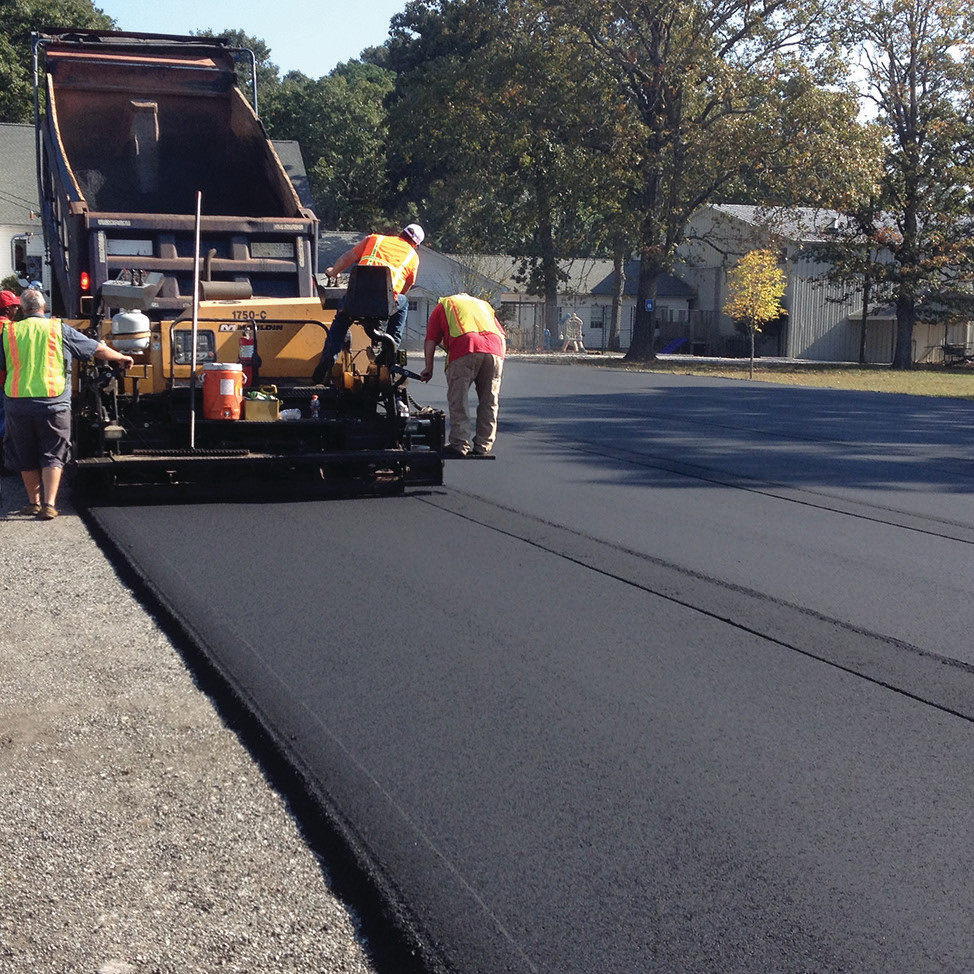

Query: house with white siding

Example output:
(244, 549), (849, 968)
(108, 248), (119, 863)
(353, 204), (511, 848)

(454, 255), (695, 353)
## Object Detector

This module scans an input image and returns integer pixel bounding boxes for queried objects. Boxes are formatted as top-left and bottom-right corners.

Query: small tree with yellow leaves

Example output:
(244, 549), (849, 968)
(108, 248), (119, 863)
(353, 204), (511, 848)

(723, 249), (787, 378)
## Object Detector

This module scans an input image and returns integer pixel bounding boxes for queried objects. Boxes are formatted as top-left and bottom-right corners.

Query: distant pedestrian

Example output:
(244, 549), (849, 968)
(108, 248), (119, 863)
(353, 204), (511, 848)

(420, 293), (506, 457)
(0, 288), (134, 519)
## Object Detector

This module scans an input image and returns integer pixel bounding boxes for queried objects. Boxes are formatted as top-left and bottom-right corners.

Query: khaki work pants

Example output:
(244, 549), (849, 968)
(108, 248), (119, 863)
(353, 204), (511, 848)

(446, 352), (504, 454)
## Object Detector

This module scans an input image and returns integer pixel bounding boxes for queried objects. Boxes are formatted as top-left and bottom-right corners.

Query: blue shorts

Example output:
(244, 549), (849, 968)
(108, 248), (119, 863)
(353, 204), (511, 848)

(3, 407), (72, 471)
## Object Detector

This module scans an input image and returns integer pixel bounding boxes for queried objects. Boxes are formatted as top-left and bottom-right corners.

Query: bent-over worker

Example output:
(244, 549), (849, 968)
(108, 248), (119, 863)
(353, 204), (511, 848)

(420, 293), (506, 457)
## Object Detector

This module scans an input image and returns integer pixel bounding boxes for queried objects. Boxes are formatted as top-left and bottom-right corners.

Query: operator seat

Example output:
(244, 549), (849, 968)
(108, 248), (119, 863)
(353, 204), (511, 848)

(341, 264), (398, 365)
(342, 264), (397, 320)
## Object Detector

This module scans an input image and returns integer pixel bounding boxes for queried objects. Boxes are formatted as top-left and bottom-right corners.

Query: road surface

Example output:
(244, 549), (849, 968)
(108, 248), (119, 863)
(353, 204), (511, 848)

(87, 362), (974, 973)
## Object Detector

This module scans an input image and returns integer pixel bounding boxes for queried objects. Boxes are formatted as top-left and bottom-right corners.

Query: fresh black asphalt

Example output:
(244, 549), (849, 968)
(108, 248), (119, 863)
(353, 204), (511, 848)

(88, 362), (974, 973)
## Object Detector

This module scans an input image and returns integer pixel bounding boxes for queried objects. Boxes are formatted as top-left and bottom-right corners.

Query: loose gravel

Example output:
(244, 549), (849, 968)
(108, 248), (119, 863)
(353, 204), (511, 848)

(0, 472), (380, 974)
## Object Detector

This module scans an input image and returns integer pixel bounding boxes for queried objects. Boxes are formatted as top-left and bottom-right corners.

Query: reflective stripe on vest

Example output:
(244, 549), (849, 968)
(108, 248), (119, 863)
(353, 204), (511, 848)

(3, 317), (66, 398)
(358, 234), (417, 294)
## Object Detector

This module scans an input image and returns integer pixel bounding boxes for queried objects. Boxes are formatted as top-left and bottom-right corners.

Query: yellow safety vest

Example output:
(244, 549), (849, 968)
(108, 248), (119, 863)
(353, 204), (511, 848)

(440, 295), (503, 339)
(439, 295), (505, 367)
(2, 317), (66, 398)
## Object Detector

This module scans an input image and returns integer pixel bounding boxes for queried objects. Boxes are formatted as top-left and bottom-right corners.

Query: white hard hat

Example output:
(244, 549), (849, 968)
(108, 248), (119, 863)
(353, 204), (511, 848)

(402, 223), (425, 246)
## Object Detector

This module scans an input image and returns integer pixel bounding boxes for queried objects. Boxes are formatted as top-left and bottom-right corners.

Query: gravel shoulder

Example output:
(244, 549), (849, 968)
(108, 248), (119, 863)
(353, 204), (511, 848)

(0, 472), (379, 974)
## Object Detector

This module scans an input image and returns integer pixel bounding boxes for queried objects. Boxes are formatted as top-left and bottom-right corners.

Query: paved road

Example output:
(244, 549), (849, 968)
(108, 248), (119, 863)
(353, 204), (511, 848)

(88, 362), (974, 973)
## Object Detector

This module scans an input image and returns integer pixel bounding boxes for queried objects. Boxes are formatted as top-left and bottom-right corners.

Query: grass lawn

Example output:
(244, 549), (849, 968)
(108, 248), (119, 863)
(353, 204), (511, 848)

(597, 357), (974, 400)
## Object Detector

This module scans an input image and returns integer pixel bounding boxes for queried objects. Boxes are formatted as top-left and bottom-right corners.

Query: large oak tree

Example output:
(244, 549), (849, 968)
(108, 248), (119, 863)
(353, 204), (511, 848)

(540, 0), (870, 361)
(856, 0), (974, 368)
(385, 0), (640, 330)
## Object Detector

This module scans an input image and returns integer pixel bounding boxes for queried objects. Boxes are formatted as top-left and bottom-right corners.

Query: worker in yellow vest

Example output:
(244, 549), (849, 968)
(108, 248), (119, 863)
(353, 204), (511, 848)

(0, 288), (133, 519)
(420, 293), (506, 457)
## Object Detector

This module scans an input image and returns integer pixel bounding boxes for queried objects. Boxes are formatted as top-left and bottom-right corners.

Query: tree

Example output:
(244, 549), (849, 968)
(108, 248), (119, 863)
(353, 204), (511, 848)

(541, 0), (871, 362)
(263, 61), (396, 228)
(386, 0), (640, 331)
(855, 0), (974, 368)
(0, 0), (113, 122)
(723, 249), (787, 377)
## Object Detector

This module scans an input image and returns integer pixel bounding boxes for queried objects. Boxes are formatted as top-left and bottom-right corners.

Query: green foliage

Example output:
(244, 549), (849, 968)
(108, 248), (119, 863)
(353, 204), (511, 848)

(0, 0), (113, 122)
(853, 0), (974, 368)
(385, 0), (638, 325)
(262, 61), (396, 229)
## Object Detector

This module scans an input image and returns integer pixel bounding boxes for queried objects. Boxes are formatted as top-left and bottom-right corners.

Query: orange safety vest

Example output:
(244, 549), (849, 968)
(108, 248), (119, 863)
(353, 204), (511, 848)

(357, 234), (419, 295)
(2, 316), (66, 398)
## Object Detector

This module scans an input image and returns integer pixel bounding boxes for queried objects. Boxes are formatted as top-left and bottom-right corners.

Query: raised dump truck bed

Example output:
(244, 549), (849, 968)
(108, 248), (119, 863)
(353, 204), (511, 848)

(34, 29), (317, 318)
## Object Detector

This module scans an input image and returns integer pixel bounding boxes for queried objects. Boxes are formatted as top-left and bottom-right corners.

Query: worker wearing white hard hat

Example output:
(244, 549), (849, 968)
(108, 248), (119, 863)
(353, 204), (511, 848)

(313, 224), (425, 383)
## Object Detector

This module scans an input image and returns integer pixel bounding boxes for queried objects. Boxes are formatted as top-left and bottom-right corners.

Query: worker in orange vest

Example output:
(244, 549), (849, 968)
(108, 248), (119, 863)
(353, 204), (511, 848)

(420, 292), (506, 457)
(313, 224), (424, 383)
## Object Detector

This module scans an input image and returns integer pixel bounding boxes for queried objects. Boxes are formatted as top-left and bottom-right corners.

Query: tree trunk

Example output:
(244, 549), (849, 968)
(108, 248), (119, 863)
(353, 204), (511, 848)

(536, 188), (560, 338)
(609, 246), (625, 352)
(859, 275), (872, 365)
(624, 249), (660, 362)
(892, 287), (916, 369)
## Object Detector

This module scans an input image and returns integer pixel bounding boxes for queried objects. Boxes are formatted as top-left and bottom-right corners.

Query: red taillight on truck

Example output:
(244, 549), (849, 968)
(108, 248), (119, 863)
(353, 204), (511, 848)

(80, 271), (91, 292)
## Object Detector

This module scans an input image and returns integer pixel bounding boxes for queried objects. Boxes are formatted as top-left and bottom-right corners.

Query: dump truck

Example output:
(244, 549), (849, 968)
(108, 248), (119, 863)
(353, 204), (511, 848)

(31, 28), (444, 498)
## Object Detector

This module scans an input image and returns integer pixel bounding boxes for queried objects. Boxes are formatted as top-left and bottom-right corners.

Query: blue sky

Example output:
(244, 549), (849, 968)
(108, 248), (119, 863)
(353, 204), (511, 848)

(94, 0), (409, 77)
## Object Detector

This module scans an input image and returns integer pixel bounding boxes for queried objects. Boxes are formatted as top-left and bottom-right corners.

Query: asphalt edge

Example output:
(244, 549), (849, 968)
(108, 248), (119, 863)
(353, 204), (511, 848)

(77, 499), (452, 974)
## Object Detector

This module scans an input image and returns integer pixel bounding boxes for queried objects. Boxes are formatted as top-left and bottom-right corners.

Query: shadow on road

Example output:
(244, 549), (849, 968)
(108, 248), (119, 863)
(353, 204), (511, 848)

(502, 378), (974, 494)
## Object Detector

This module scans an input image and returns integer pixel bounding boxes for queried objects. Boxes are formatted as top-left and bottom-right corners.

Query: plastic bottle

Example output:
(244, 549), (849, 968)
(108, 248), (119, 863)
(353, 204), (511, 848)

(310, 394), (320, 419)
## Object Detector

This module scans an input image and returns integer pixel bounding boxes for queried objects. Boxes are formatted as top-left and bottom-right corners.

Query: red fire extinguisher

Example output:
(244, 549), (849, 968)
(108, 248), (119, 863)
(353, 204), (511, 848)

(238, 324), (256, 386)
